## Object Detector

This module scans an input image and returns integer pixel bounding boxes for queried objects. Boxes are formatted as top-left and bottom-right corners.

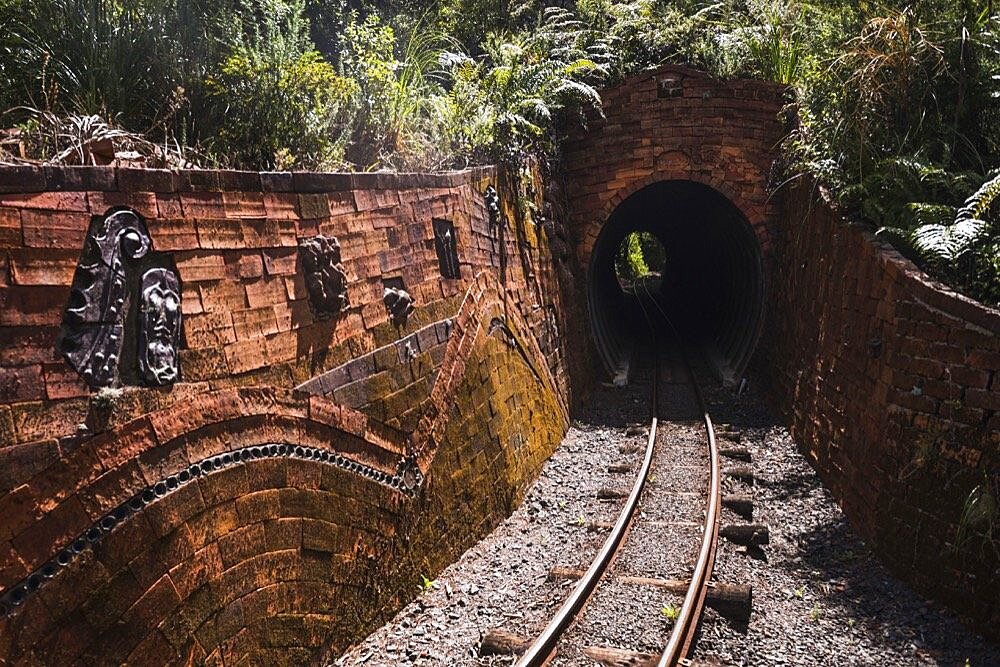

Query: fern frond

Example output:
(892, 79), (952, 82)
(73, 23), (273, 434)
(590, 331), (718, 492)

(907, 202), (956, 227)
(911, 218), (988, 262)
(957, 169), (1000, 222)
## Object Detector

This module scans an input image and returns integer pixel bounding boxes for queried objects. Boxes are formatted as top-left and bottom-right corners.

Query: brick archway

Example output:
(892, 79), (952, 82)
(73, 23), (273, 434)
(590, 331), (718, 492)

(560, 65), (788, 381)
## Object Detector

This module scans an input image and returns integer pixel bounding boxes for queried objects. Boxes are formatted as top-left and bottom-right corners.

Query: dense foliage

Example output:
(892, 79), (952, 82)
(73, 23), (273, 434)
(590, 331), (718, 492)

(616, 231), (666, 283)
(0, 0), (997, 303)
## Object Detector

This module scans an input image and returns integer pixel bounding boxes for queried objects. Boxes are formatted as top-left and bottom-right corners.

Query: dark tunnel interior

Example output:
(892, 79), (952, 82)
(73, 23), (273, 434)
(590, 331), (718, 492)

(587, 180), (764, 385)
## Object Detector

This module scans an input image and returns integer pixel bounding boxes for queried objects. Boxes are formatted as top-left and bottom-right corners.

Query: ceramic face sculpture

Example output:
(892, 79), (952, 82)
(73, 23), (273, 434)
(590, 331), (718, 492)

(138, 268), (182, 385)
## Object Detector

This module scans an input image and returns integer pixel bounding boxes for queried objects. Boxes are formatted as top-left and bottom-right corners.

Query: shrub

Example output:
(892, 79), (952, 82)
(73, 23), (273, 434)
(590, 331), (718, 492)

(205, 48), (356, 169)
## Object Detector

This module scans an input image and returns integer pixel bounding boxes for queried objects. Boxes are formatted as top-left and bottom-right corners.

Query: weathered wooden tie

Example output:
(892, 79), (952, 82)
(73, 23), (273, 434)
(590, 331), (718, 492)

(547, 567), (752, 623)
(581, 646), (658, 666)
(722, 493), (753, 519)
(480, 629), (529, 656)
(724, 466), (754, 484)
(720, 523), (769, 546)
(719, 446), (751, 462)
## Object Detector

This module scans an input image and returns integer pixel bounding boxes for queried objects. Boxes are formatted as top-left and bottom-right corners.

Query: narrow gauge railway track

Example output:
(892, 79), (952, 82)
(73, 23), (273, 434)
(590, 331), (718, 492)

(513, 277), (721, 667)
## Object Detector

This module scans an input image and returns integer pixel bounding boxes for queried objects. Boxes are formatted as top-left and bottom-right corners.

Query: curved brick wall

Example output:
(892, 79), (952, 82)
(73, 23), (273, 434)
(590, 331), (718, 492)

(758, 180), (999, 635)
(0, 165), (570, 663)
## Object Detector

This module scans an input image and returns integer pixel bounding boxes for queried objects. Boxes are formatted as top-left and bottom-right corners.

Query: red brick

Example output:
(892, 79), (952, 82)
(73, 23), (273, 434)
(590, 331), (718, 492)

(240, 218), (288, 247)
(0, 191), (89, 211)
(84, 190), (156, 215)
(147, 389), (241, 444)
(262, 248), (298, 276)
(184, 311), (237, 348)
(169, 542), (223, 599)
(90, 416), (158, 470)
(263, 193), (299, 220)
(8, 248), (77, 285)
(217, 523), (265, 568)
(965, 388), (1000, 411)
(947, 365), (990, 389)
(20, 209), (90, 249)
(180, 192), (226, 219)
(78, 459), (146, 520)
(0, 206), (21, 247)
(968, 348), (1000, 371)
(199, 280), (248, 312)
(0, 285), (69, 326)
(127, 573), (182, 627)
(231, 306), (279, 341)
(126, 629), (177, 665)
(195, 217), (244, 249)
(245, 277), (287, 309)
(234, 252), (264, 279)
(11, 494), (90, 571)
(174, 251), (226, 282)
(0, 365), (45, 401)
(147, 217), (199, 250)
(42, 361), (89, 400)
(223, 192), (266, 218)
(155, 193), (184, 218)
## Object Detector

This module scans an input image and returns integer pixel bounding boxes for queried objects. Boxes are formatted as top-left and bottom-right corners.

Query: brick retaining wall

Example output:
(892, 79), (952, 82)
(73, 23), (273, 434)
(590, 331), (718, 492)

(758, 181), (999, 635)
(0, 165), (571, 664)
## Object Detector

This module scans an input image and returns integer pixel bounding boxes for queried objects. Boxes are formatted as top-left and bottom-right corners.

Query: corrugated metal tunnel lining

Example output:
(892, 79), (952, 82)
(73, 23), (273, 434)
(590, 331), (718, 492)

(587, 180), (764, 385)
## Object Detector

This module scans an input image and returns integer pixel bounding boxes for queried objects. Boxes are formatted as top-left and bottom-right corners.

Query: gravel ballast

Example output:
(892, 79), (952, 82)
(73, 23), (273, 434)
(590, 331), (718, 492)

(335, 369), (999, 666)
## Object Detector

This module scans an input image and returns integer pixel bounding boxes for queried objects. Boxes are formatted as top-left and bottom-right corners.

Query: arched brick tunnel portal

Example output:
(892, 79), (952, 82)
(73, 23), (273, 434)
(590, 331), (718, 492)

(588, 180), (764, 384)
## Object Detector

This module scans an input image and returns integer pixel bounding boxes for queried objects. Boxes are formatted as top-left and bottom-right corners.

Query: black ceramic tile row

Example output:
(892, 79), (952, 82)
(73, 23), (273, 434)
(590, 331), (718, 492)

(0, 443), (421, 617)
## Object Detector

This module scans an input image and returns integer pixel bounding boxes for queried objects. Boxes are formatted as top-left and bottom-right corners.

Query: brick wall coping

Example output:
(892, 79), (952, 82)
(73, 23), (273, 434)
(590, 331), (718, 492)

(0, 164), (496, 195)
(812, 182), (1000, 335)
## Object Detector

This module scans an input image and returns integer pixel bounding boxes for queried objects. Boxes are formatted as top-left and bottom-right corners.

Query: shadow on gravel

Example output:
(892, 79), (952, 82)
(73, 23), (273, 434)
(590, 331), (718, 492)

(754, 463), (821, 504)
(782, 505), (1000, 664)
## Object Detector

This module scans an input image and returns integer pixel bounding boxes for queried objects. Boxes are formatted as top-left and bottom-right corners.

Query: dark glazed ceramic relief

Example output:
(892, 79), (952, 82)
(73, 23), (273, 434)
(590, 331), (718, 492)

(383, 286), (415, 328)
(299, 234), (349, 318)
(138, 268), (182, 385)
(58, 209), (180, 388)
(433, 218), (460, 279)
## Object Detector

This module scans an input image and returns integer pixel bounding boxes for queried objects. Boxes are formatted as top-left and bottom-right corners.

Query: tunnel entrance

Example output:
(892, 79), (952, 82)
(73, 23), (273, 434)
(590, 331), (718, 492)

(587, 180), (764, 385)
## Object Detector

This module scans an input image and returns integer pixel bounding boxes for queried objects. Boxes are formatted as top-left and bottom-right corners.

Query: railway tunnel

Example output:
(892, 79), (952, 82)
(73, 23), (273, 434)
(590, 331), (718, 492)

(587, 180), (764, 385)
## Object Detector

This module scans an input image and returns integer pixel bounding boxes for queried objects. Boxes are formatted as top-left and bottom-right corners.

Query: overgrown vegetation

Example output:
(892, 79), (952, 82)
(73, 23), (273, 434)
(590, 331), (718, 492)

(0, 0), (997, 303)
(615, 231), (665, 283)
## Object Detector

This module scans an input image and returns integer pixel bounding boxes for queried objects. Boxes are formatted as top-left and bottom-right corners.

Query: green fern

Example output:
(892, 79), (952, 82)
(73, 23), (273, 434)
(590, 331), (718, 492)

(957, 169), (1000, 224)
(910, 170), (1000, 262)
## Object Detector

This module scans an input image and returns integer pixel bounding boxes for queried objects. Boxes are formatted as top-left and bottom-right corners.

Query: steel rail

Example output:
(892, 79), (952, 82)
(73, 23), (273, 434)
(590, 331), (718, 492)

(514, 282), (661, 667)
(515, 276), (719, 666)
(638, 279), (722, 667)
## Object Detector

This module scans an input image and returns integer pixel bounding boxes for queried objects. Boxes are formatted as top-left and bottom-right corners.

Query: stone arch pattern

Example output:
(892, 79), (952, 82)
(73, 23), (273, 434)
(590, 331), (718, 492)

(0, 389), (412, 665)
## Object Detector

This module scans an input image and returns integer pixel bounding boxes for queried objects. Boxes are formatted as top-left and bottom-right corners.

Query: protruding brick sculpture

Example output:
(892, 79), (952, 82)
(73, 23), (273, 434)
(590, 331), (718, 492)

(383, 286), (415, 328)
(138, 268), (182, 385)
(58, 209), (180, 388)
(299, 234), (349, 318)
